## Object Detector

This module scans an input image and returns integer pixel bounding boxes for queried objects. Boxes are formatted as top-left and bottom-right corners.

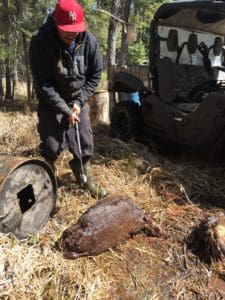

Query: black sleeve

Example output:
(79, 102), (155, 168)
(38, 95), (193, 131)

(29, 34), (72, 116)
(76, 37), (103, 107)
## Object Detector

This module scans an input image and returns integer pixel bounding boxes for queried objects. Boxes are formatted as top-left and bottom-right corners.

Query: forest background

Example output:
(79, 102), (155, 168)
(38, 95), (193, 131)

(0, 0), (165, 103)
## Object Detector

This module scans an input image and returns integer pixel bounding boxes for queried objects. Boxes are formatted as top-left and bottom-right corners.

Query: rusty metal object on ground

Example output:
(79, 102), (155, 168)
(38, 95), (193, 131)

(0, 155), (57, 239)
(60, 194), (160, 259)
(187, 213), (225, 263)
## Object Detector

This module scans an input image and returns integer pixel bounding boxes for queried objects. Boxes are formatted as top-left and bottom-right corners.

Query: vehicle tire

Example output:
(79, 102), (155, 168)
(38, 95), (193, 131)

(113, 71), (145, 92)
(110, 101), (141, 142)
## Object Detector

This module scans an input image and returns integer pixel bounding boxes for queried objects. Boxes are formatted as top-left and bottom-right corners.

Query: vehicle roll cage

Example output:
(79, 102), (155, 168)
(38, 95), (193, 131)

(149, 0), (225, 93)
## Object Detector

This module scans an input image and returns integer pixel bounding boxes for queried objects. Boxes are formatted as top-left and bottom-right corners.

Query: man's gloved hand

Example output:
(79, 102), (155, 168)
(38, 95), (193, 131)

(68, 103), (81, 127)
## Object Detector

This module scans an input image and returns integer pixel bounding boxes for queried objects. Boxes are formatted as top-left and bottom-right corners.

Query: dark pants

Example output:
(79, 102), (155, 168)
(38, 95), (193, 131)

(37, 103), (94, 162)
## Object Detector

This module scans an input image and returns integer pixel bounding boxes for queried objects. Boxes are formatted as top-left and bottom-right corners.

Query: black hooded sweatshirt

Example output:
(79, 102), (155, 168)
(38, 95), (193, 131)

(29, 15), (103, 117)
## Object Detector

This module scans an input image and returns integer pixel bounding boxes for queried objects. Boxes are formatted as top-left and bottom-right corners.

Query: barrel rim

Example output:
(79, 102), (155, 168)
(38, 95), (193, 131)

(0, 155), (57, 200)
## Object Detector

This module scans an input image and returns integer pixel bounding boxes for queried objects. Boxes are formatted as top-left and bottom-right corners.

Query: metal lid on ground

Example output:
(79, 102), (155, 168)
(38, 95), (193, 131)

(0, 155), (57, 239)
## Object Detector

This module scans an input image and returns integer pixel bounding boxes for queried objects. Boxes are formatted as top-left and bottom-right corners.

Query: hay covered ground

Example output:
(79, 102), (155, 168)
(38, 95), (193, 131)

(0, 102), (225, 299)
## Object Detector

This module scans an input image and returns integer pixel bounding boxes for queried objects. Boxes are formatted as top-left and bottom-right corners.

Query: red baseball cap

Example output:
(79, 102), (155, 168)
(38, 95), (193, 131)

(53, 0), (87, 32)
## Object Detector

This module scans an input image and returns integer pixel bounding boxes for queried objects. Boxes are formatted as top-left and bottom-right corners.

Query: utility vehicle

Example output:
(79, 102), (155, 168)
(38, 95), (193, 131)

(110, 0), (225, 154)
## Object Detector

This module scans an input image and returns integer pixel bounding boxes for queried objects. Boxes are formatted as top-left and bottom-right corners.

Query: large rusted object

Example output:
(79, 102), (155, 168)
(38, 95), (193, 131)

(0, 155), (57, 239)
(61, 194), (160, 259)
(188, 213), (225, 264)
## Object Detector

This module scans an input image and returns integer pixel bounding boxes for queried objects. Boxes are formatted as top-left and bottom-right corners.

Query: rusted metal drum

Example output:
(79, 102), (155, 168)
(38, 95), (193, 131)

(0, 155), (57, 239)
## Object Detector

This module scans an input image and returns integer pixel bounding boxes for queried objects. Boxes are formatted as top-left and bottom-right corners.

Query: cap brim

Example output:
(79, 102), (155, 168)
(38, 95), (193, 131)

(56, 21), (87, 33)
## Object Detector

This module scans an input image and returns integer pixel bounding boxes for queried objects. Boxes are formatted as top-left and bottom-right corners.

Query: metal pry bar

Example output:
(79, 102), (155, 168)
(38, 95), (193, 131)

(75, 122), (87, 184)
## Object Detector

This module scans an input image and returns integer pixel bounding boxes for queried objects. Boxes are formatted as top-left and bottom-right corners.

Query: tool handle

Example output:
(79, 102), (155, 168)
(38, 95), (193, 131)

(75, 122), (86, 181)
(75, 122), (82, 158)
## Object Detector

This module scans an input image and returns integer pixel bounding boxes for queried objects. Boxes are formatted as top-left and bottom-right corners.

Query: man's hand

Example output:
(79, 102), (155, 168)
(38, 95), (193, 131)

(73, 103), (81, 115)
(68, 112), (80, 127)
(68, 103), (81, 127)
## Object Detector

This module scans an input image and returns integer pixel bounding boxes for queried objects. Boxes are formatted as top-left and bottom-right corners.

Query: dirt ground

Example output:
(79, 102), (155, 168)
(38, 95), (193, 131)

(0, 102), (225, 299)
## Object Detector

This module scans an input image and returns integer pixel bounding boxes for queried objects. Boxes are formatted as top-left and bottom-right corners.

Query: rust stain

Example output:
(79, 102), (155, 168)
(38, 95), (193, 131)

(208, 274), (225, 296)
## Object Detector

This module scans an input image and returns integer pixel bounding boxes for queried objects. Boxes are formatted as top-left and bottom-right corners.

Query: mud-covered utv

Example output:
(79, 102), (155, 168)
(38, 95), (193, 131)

(110, 0), (225, 154)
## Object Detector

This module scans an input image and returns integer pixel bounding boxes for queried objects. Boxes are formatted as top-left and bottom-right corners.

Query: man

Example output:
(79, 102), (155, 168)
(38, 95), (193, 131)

(29, 0), (106, 198)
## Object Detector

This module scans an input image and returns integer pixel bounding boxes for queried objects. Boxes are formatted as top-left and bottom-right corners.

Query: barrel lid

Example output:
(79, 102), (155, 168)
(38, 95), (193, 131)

(0, 155), (57, 238)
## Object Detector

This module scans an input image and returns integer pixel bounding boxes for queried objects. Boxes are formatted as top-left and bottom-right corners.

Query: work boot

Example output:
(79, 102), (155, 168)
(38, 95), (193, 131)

(69, 158), (107, 199)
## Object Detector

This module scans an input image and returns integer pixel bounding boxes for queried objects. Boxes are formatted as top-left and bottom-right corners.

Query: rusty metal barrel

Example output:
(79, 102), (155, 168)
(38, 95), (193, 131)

(0, 155), (57, 239)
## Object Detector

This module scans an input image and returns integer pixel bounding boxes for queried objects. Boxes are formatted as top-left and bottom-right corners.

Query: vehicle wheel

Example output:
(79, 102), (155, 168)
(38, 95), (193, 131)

(110, 102), (141, 142)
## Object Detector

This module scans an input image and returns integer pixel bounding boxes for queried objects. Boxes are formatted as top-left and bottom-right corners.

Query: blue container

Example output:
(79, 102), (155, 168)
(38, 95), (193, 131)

(119, 92), (141, 106)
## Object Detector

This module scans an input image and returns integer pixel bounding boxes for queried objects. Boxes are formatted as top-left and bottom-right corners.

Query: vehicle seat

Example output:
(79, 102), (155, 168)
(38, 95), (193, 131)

(156, 58), (211, 103)
(156, 57), (193, 102)
(197, 37), (223, 77)
(156, 57), (176, 103)
(185, 65), (208, 87)
(156, 32), (200, 103)
(176, 33), (198, 64)
(156, 32), (214, 103)
(210, 37), (223, 80)
(174, 64), (192, 98)
(155, 29), (179, 103)
(175, 33), (211, 102)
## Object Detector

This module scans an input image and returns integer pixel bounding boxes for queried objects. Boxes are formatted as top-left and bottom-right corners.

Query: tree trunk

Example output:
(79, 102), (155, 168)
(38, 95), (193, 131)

(107, 0), (121, 82)
(0, 60), (4, 100)
(11, 61), (16, 100)
(119, 0), (132, 65)
(22, 31), (31, 104)
(2, 0), (12, 100)
(5, 57), (11, 100)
